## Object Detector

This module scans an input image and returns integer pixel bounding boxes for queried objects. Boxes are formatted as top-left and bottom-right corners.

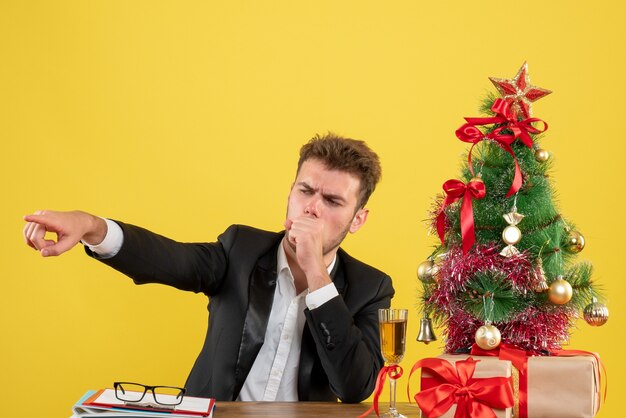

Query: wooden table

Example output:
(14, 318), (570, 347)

(212, 402), (422, 417)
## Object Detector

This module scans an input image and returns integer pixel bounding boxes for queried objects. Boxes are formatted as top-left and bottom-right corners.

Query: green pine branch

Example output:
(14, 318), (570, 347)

(461, 270), (528, 322)
(565, 261), (598, 310)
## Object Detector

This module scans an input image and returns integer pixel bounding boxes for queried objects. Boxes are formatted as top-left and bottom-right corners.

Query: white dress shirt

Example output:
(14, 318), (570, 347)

(85, 219), (339, 401)
(237, 244), (337, 401)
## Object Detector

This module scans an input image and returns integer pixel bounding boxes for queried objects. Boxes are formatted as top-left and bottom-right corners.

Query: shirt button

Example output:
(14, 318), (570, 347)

(326, 342), (336, 351)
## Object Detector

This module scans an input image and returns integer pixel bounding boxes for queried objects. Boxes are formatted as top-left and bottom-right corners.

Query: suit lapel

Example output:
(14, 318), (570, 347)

(232, 245), (278, 399)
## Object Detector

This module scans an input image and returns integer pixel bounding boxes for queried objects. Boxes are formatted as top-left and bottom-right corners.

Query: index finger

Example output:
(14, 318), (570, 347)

(23, 212), (58, 229)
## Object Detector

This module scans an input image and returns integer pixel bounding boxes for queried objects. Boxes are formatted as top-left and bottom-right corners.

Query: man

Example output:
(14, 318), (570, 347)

(23, 133), (394, 403)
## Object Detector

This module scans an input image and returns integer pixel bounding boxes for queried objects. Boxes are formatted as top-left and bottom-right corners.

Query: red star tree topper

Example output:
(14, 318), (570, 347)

(489, 61), (552, 118)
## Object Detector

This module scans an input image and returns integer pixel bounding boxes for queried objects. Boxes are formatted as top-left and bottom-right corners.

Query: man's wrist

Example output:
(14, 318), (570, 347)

(82, 218), (124, 258)
(82, 213), (108, 246)
(306, 271), (332, 292)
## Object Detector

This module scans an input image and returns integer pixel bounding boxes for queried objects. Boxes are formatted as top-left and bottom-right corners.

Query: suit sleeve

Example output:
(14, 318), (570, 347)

(85, 221), (238, 296)
(303, 274), (394, 403)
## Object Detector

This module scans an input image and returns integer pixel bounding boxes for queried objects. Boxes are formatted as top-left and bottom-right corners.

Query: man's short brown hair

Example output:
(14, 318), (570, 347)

(297, 133), (382, 209)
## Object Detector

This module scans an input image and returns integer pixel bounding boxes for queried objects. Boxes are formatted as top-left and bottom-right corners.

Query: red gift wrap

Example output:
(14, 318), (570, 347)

(409, 355), (514, 418)
(410, 349), (604, 418)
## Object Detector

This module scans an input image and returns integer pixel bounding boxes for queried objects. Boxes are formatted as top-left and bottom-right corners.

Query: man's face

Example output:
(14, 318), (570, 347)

(286, 158), (368, 255)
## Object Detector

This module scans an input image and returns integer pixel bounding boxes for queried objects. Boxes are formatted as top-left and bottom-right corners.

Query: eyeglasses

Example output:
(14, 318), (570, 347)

(114, 382), (186, 407)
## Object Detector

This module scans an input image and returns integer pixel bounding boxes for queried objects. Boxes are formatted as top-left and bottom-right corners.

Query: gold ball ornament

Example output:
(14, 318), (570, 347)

(583, 298), (609, 326)
(417, 260), (439, 284)
(502, 225), (522, 245)
(474, 324), (502, 350)
(565, 230), (585, 253)
(535, 148), (550, 162)
(470, 176), (484, 185)
(548, 277), (573, 305)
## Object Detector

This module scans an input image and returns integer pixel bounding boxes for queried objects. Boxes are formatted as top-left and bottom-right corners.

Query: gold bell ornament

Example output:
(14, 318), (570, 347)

(583, 297), (609, 326)
(416, 312), (437, 344)
(548, 276), (573, 305)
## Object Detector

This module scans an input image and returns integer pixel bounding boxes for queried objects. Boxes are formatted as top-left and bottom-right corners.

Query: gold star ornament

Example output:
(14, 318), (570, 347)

(489, 61), (552, 119)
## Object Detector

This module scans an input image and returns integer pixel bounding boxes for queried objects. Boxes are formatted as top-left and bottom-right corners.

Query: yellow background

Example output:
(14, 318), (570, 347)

(1, 1), (624, 417)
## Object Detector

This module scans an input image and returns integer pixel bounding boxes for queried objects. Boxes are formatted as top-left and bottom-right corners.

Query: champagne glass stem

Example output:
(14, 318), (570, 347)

(389, 371), (397, 414)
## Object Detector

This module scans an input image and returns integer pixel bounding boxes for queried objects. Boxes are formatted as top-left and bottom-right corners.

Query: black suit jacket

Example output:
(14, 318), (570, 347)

(88, 222), (394, 403)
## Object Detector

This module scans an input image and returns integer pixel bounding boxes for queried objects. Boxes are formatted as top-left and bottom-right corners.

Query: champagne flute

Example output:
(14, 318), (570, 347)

(378, 308), (408, 418)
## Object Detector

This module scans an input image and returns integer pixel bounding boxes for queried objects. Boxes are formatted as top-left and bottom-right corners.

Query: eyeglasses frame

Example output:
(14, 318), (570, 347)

(113, 381), (187, 406)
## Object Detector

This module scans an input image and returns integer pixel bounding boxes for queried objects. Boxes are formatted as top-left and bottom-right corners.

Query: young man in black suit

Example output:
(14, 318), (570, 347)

(23, 133), (394, 403)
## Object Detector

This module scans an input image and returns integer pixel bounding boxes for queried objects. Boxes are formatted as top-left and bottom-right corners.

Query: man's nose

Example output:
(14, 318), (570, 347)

(303, 198), (320, 217)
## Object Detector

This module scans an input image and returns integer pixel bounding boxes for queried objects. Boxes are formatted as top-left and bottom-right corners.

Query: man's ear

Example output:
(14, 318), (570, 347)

(349, 208), (369, 233)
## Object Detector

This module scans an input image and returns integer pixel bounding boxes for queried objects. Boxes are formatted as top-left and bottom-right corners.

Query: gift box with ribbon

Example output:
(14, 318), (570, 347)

(409, 355), (514, 418)
(409, 349), (604, 418)
(468, 344), (604, 418)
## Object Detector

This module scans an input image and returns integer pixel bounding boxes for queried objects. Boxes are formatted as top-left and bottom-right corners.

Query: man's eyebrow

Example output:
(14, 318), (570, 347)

(296, 181), (347, 203)
(297, 181), (315, 191)
(322, 192), (347, 203)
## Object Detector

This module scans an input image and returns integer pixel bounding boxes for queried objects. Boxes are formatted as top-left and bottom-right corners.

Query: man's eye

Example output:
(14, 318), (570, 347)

(300, 188), (313, 195)
(326, 198), (340, 207)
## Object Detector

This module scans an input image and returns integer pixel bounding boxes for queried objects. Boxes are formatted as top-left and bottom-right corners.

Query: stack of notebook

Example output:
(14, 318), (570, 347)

(71, 389), (215, 418)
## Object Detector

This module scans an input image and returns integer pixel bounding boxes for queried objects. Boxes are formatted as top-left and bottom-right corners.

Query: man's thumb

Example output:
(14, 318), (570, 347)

(41, 238), (76, 257)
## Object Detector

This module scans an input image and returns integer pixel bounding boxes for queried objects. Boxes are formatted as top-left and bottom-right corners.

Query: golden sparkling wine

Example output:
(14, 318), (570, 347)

(378, 309), (408, 418)
(380, 319), (407, 364)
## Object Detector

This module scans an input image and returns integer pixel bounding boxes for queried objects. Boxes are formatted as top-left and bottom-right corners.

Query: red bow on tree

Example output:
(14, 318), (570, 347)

(436, 178), (486, 254)
(409, 357), (514, 418)
(455, 98), (548, 197)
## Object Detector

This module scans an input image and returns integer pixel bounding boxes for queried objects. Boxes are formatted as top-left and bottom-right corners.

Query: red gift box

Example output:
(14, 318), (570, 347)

(410, 355), (514, 418)
(410, 351), (603, 418)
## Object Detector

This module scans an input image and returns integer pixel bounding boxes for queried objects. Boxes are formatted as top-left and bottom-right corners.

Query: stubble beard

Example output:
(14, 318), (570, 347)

(322, 223), (351, 255)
